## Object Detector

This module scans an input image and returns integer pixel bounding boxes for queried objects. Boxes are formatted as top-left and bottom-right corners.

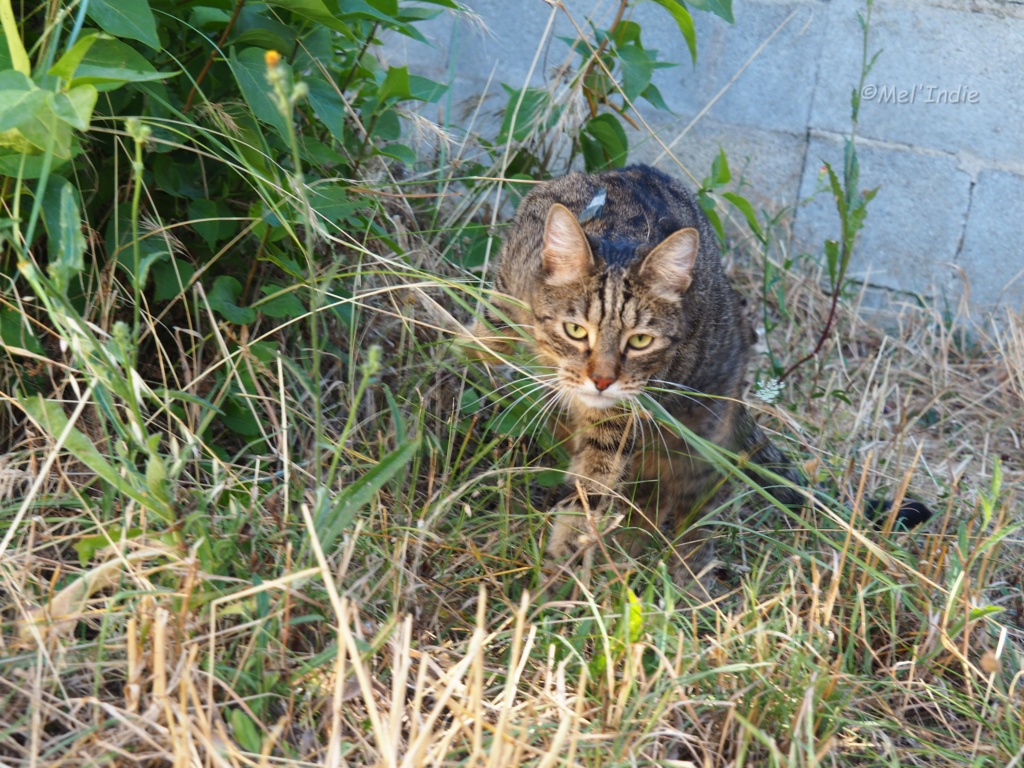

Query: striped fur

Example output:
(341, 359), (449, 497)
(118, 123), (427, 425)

(478, 165), (923, 592)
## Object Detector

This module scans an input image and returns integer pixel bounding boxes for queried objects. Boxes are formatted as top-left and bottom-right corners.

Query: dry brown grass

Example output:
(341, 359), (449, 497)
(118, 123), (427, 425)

(3, 221), (1023, 765)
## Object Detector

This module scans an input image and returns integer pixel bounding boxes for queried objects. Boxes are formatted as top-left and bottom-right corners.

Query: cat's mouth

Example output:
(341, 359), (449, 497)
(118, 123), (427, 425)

(574, 391), (620, 409)
(572, 383), (637, 409)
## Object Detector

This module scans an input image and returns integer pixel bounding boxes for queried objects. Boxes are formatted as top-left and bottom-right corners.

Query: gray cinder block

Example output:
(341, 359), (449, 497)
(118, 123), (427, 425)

(957, 169), (1024, 311)
(794, 133), (971, 301)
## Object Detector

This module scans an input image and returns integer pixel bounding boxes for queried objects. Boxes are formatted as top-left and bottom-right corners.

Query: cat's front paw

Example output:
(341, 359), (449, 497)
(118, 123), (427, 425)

(546, 509), (591, 561)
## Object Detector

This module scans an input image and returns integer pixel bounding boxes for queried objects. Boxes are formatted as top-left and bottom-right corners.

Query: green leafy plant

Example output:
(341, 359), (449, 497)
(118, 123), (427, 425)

(486, 0), (734, 180)
(780, 0), (879, 381)
(568, 0), (733, 171)
(697, 146), (766, 246)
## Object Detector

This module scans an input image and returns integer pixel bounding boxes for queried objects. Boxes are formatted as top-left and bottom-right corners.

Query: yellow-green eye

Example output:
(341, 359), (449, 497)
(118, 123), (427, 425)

(627, 333), (654, 350)
(564, 322), (588, 340)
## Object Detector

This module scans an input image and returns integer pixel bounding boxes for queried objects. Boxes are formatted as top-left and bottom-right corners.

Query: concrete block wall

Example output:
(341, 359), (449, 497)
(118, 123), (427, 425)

(384, 0), (1024, 315)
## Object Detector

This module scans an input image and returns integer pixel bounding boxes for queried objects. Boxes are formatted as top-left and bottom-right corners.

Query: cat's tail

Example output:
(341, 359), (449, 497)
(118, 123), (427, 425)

(734, 407), (932, 530)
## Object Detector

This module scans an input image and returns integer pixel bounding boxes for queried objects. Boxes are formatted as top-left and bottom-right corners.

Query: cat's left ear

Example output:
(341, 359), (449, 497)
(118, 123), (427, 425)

(639, 228), (699, 299)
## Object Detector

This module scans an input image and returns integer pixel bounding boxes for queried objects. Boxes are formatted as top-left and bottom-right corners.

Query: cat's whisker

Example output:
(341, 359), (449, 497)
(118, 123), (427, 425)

(494, 383), (567, 442)
(485, 382), (551, 426)
(486, 374), (559, 396)
(477, 353), (553, 383)
(631, 396), (673, 467)
(519, 388), (567, 444)
(645, 379), (722, 422)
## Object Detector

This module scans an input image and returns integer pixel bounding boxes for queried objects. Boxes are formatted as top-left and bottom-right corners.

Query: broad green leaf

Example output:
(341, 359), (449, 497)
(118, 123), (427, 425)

(376, 142), (416, 165)
(617, 44), (654, 102)
(266, 0), (354, 37)
(721, 192), (764, 241)
(207, 275), (257, 325)
(87, 0), (160, 50)
(4, 96), (72, 158)
(306, 76), (347, 145)
(610, 20), (642, 46)
(230, 4), (297, 51)
(256, 285), (305, 318)
(69, 37), (177, 90)
(294, 26), (333, 65)
(315, 435), (420, 553)
(48, 32), (104, 80)
(648, 0), (697, 64)
(0, 306), (44, 356)
(369, 108), (401, 141)
(153, 153), (205, 199)
(220, 395), (262, 436)
(309, 185), (360, 226)
(73, 527), (144, 566)
(233, 27), (293, 51)
(579, 133), (605, 174)
(408, 74), (446, 103)
(298, 141), (347, 169)
(459, 387), (484, 416)
(338, 0), (427, 42)
(582, 113), (628, 169)
(151, 258), (196, 301)
(378, 65), (411, 103)
(640, 82), (670, 112)
(697, 190), (725, 243)
(49, 180), (86, 295)
(535, 469), (564, 488)
(709, 147), (730, 186)
(229, 710), (262, 753)
(583, 54), (615, 101)
(188, 198), (238, 249)
(228, 46), (289, 140)
(39, 175), (70, 253)
(485, 394), (539, 438)
(0, 0), (30, 74)
(48, 85), (98, 130)
(190, 6), (232, 28)
(0, 126), (38, 155)
(0, 71), (41, 134)
(687, 0), (734, 23)
(247, 340), (279, 364)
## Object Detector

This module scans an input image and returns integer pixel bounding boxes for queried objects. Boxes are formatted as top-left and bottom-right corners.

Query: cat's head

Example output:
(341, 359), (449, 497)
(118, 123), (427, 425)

(528, 203), (698, 410)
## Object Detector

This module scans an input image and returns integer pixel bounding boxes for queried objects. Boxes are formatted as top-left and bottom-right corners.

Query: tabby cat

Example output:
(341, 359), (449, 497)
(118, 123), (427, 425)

(473, 164), (928, 590)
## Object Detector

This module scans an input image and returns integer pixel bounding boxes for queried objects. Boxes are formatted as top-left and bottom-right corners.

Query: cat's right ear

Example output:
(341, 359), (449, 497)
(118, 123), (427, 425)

(639, 227), (699, 299)
(541, 204), (593, 285)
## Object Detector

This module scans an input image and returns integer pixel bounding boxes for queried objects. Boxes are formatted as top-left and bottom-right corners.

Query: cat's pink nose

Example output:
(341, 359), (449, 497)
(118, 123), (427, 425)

(591, 376), (615, 391)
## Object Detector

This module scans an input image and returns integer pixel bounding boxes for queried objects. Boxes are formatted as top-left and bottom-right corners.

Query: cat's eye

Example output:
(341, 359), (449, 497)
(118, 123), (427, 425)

(627, 333), (654, 350)
(564, 322), (588, 341)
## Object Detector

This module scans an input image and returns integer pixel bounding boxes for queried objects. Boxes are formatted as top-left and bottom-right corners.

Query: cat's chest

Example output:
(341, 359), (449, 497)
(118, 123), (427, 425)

(631, 396), (738, 479)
